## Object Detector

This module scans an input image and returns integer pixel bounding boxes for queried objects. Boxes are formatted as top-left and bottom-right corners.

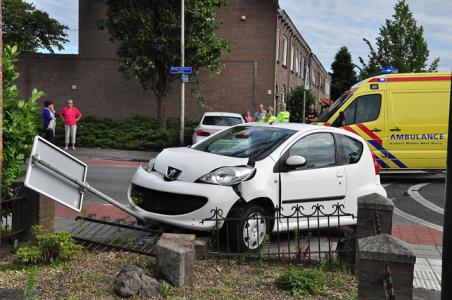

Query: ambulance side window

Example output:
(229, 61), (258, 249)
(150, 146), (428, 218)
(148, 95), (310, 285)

(342, 94), (381, 125)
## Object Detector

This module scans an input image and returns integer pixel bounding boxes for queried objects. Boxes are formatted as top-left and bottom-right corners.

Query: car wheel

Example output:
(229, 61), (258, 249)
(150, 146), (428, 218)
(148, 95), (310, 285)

(227, 204), (268, 252)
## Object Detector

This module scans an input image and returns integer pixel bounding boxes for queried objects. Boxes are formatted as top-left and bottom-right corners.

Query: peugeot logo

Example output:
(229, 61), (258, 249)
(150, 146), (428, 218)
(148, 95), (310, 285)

(166, 167), (182, 180)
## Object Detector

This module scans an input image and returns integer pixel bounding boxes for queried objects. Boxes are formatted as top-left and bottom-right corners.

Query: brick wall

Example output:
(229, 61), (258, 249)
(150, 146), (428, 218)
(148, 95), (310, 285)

(16, 0), (278, 121)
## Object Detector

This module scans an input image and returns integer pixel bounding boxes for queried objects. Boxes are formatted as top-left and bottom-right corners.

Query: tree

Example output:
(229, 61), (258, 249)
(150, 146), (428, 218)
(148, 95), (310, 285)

(2, 45), (42, 197)
(2, 0), (69, 54)
(100, 0), (228, 129)
(287, 86), (316, 123)
(358, 0), (440, 79)
(330, 46), (357, 100)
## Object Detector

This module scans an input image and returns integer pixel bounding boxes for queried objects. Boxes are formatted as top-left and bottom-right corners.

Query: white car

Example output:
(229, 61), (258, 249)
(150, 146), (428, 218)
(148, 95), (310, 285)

(192, 112), (245, 144)
(128, 123), (386, 251)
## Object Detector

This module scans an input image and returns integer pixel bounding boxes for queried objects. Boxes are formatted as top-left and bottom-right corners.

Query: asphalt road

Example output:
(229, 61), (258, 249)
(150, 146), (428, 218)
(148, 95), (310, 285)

(83, 166), (137, 205)
(84, 165), (447, 229)
(381, 174), (445, 229)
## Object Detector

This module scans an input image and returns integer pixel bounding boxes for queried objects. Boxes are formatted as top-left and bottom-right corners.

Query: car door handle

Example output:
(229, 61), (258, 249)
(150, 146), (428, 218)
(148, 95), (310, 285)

(371, 128), (382, 132)
(390, 127), (401, 132)
(336, 173), (344, 179)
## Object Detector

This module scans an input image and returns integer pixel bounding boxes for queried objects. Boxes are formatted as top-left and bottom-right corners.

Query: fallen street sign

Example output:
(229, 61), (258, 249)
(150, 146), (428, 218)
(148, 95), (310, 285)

(170, 66), (193, 74)
(25, 136), (87, 212)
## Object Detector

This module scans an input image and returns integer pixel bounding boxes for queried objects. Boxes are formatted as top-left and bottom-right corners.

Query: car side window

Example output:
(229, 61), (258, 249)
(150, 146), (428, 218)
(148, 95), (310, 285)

(342, 94), (381, 125)
(288, 133), (336, 169)
(339, 135), (363, 165)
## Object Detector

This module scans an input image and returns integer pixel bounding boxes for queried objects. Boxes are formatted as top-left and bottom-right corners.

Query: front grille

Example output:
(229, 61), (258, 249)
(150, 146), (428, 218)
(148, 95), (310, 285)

(130, 184), (208, 215)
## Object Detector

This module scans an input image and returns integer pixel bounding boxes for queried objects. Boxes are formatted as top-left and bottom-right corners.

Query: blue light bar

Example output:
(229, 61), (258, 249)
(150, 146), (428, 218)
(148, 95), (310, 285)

(379, 67), (399, 74)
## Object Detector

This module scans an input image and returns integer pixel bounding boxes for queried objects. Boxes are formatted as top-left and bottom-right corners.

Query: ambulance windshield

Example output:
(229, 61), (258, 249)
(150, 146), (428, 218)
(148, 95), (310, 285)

(318, 92), (352, 122)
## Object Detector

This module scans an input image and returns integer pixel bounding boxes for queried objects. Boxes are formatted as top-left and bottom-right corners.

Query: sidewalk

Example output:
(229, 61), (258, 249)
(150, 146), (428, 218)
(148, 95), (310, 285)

(68, 147), (156, 162)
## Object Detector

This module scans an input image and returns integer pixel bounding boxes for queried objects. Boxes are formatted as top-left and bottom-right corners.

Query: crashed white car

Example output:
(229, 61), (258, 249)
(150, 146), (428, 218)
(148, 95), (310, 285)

(128, 123), (386, 251)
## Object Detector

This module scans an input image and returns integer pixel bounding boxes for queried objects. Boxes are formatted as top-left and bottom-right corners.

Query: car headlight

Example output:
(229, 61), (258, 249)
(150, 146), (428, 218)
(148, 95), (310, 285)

(142, 158), (156, 173)
(198, 166), (255, 186)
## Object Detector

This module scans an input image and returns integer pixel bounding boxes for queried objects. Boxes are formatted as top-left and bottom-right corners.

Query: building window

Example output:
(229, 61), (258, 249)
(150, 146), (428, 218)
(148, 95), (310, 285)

(300, 56), (305, 79)
(295, 50), (299, 73)
(290, 44), (295, 71)
(282, 36), (288, 66)
(276, 29), (280, 62)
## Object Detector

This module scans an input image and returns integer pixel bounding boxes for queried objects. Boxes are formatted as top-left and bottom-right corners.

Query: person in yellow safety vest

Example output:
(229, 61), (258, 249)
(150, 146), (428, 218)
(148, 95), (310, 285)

(276, 103), (290, 122)
(260, 106), (278, 123)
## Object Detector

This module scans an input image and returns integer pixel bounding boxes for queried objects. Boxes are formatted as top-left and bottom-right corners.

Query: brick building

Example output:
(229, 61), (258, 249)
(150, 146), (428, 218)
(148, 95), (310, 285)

(17, 0), (330, 121)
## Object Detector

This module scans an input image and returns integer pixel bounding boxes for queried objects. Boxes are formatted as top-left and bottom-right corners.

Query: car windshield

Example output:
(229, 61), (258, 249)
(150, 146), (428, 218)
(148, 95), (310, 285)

(202, 116), (243, 126)
(192, 126), (296, 160)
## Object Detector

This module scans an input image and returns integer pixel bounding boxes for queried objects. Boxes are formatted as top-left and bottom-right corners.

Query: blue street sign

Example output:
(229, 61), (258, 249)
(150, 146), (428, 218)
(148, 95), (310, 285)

(181, 74), (189, 83)
(170, 66), (193, 74)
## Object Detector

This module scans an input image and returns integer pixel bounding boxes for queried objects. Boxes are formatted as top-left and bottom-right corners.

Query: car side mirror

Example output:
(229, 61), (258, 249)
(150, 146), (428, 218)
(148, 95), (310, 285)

(286, 155), (307, 168)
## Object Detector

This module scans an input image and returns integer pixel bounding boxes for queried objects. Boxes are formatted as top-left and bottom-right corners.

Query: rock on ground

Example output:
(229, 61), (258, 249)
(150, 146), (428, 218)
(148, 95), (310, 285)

(114, 266), (160, 298)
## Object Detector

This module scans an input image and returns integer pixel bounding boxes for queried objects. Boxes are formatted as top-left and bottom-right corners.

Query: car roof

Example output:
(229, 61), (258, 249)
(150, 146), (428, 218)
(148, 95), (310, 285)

(202, 112), (243, 118)
(237, 122), (364, 140)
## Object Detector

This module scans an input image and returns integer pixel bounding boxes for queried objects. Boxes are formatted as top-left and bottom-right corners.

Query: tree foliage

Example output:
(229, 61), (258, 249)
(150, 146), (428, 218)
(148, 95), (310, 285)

(100, 0), (229, 129)
(330, 46), (357, 100)
(358, 0), (439, 79)
(3, 46), (43, 197)
(2, 0), (69, 54)
(287, 86), (316, 123)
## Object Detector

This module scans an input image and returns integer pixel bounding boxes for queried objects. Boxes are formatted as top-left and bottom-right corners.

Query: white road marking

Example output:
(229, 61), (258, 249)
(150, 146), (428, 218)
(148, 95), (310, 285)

(407, 183), (444, 215)
(393, 207), (443, 232)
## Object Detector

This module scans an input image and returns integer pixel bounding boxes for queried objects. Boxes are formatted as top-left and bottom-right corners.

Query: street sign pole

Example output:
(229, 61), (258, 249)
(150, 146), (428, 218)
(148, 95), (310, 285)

(441, 72), (452, 300)
(180, 0), (185, 146)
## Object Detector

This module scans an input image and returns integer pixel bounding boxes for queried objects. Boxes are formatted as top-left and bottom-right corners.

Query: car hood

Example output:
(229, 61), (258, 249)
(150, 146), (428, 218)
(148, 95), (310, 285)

(154, 147), (249, 182)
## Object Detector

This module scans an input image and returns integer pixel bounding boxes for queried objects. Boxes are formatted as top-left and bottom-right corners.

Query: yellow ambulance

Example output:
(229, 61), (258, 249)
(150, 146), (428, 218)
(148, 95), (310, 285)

(317, 72), (451, 170)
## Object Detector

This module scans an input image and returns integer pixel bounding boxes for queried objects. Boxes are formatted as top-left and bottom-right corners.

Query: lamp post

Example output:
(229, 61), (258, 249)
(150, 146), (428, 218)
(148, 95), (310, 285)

(179, 0), (185, 146)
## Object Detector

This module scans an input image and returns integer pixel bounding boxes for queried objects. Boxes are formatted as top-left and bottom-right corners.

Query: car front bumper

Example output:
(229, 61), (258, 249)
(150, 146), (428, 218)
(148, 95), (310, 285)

(127, 166), (240, 231)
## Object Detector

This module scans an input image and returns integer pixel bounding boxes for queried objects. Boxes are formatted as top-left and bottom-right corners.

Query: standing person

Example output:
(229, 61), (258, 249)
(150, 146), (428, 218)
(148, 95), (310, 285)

(42, 101), (58, 143)
(305, 103), (318, 124)
(60, 99), (82, 150)
(244, 111), (253, 123)
(259, 106), (277, 123)
(276, 103), (290, 122)
(254, 104), (267, 122)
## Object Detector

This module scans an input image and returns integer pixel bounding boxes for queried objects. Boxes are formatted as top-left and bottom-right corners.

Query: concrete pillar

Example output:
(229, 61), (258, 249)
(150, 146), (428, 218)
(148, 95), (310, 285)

(358, 234), (416, 300)
(12, 179), (55, 241)
(155, 233), (196, 287)
(357, 193), (394, 239)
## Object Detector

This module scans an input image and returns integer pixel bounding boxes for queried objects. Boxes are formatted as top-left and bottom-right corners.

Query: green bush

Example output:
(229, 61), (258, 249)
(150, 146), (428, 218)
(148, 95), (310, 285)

(37, 115), (196, 151)
(276, 267), (326, 297)
(2, 45), (43, 197)
(286, 86), (317, 123)
(16, 225), (83, 265)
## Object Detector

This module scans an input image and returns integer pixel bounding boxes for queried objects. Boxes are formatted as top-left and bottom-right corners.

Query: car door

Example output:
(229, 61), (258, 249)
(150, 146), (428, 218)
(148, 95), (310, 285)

(339, 93), (388, 168)
(278, 132), (346, 229)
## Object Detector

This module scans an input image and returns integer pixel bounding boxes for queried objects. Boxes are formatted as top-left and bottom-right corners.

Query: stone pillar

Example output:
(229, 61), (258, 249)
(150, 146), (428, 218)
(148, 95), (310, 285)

(357, 193), (394, 240)
(358, 234), (416, 300)
(155, 233), (195, 287)
(12, 179), (55, 241)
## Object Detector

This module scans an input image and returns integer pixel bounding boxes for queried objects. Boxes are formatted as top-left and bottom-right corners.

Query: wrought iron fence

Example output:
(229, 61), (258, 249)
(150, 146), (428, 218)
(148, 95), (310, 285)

(383, 263), (396, 300)
(0, 194), (26, 244)
(201, 203), (356, 265)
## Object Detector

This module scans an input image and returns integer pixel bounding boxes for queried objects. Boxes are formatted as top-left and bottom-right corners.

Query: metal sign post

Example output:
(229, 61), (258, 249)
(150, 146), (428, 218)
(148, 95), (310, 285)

(180, 0), (185, 147)
(442, 72), (452, 299)
(25, 136), (147, 223)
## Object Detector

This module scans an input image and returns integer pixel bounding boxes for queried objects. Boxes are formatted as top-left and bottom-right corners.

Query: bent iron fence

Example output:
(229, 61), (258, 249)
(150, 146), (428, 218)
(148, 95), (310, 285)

(0, 194), (27, 245)
(201, 203), (356, 265)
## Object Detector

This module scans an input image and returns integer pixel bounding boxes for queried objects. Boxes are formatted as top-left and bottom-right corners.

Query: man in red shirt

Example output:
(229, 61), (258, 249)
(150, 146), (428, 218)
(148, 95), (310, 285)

(60, 99), (82, 150)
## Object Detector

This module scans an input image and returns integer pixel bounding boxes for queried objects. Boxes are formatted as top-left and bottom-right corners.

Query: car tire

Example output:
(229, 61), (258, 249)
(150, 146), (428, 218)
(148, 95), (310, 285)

(226, 204), (268, 253)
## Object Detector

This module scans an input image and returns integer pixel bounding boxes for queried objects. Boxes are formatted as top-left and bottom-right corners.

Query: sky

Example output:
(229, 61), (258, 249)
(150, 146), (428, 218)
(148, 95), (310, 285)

(279, 0), (452, 72)
(29, 0), (450, 72)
